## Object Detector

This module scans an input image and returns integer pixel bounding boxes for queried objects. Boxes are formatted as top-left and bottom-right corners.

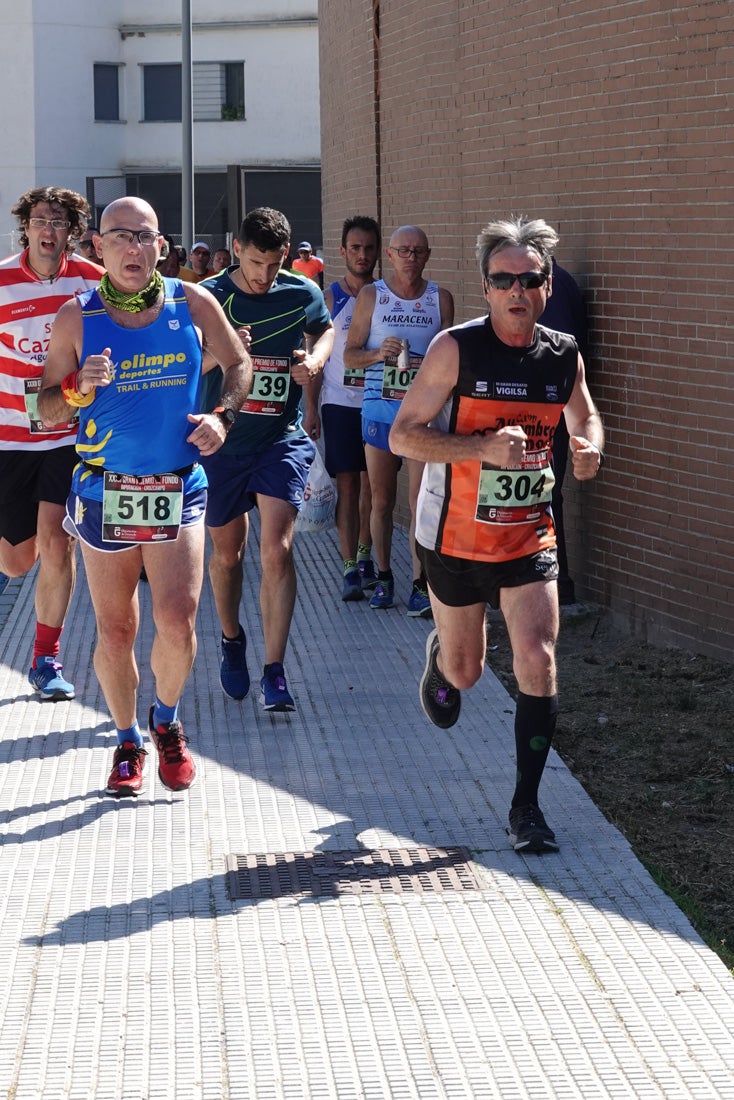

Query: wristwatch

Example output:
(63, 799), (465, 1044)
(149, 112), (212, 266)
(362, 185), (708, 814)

(213, 406), (237, 432)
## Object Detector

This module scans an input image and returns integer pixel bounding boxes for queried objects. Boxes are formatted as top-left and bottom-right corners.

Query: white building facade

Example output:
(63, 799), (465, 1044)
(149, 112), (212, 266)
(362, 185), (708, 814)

(0, 0), (321, 253)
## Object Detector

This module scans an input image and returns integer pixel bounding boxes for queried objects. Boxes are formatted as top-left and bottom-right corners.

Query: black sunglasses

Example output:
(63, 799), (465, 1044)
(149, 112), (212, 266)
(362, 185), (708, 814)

(486, 271), (548, 290)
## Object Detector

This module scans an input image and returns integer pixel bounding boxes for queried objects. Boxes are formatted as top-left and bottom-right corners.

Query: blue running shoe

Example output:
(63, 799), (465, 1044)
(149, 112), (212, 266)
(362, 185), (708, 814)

(358, 558), (377, 591)
(407, 585), (432, 619)
(342, 568), (364, 602)
(369, 578), (395, 609)
(28, 656), (75, 701)
(220, 626), (250, 700)
(260, 663), (295, 712)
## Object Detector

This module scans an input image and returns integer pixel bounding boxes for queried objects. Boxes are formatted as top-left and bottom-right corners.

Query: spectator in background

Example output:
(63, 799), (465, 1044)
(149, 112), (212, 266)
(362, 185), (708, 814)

(212, 248), (232, 272)
(292, 242), (324, 289)
(182, 242), (215, 283)
(539, 256), (589, 605)
(78, 225), (103, 265)
(158, 235), (195, 281)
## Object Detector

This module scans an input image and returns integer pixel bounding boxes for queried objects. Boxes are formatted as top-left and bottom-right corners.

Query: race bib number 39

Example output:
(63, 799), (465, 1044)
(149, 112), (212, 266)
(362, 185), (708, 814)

(241, 356), (291, 415)
(102, 472), (183, 543)
(476, 453), (555, 525)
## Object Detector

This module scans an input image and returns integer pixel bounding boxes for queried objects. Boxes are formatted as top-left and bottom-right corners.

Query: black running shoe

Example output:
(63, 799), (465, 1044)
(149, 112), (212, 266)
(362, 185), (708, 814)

(419, 629), (461, 729)
(508, 804), (559, 853)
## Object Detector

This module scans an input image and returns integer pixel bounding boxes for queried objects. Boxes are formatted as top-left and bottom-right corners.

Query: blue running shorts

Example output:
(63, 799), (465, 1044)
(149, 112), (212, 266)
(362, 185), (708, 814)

(202, 433), (316, 528)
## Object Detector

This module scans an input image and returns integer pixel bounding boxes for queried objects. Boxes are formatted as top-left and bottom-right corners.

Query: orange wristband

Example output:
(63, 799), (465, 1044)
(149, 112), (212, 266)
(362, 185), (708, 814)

(61, 370), (95, 408)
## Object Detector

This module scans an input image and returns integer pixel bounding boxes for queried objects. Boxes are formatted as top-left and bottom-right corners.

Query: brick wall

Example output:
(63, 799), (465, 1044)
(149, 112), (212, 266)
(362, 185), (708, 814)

(319, 0), (734, 660)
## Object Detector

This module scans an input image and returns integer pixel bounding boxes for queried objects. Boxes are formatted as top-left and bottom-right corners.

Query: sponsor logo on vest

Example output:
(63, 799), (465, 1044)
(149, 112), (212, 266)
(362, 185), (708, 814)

(380, 314), (434, 325)
(379, 295), (390, 305)
(119, 351), (187, 372)
(495, 381), (528, 398)
(169, 319), (180, 330)
(546, 385), (559, 401)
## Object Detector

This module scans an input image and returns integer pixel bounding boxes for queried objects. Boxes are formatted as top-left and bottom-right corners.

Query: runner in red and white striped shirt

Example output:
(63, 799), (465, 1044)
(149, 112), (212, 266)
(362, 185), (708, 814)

(0, 186), (103, 701)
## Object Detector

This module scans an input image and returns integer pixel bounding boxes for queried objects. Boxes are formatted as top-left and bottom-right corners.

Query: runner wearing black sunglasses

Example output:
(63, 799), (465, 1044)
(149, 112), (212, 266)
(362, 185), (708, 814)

(390, 215), (605, 856)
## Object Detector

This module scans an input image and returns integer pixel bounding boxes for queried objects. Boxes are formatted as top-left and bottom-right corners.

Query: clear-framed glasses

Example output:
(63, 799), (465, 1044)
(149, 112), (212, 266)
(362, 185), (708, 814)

(27, 217), (70, 231)
(391, 246), (430, 259)
(101, 228), (161, 247)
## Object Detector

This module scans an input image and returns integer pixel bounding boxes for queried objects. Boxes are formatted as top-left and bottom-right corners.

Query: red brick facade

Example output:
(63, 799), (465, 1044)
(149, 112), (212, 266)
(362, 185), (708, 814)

(318, 0), (733, 660)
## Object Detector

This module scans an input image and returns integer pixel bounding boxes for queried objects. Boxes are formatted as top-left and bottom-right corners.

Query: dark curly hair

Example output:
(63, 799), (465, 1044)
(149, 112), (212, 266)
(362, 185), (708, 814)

(237, 207), (291, 252)
(12, 186), (91, 252)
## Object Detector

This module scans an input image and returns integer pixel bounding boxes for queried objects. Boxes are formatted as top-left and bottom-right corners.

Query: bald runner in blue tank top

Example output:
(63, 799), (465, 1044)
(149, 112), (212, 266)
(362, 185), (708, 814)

(69, 277), (207, 504)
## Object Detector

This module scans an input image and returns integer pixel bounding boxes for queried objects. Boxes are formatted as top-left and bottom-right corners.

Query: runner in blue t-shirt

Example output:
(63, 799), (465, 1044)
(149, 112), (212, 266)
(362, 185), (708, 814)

(199, 207), (334, 711)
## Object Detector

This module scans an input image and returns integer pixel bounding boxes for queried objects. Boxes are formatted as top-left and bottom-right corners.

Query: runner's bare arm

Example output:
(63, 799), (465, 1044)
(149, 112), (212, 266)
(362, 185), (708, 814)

(390, 330), (527, 468)
(343, 285), (403, 370)
(37, 299), (103, 426)
(183, 283), (253, 453)
(438, 286), (455, 330)
(563, 353), (604, 481)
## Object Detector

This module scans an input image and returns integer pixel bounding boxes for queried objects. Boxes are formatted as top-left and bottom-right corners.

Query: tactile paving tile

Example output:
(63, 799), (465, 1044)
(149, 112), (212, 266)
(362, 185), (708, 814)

(0, 520), (733, 1099)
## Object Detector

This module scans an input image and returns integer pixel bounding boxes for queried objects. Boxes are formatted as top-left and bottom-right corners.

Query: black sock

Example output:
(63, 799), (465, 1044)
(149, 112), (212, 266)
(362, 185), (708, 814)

(511, 692), (559, 809)
(378, 569), (393, 582)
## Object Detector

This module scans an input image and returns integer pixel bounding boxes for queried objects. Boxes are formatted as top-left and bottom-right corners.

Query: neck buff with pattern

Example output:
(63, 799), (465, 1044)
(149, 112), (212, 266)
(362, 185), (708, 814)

(99, 270), (164, 313)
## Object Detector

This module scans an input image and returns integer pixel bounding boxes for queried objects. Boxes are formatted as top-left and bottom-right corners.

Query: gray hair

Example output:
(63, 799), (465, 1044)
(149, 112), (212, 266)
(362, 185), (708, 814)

(476, 217), (559, 279)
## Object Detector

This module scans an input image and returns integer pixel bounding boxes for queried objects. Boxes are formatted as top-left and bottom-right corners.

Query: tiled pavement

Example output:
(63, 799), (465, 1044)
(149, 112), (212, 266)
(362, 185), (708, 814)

(0, 523), (732, 1099)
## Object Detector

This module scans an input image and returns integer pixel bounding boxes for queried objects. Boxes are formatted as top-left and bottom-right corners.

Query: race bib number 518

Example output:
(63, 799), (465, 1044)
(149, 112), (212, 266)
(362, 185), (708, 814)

(102, 472), (183, 543)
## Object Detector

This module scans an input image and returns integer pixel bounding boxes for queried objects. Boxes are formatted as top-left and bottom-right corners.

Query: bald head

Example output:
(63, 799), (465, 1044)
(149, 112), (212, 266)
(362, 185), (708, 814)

(100, 197), (159, 233)
(388, 225), (429, 251)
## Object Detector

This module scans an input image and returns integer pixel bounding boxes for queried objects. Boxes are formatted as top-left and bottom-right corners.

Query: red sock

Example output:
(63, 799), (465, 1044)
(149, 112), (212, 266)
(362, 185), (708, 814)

(33, 623), (62, 666)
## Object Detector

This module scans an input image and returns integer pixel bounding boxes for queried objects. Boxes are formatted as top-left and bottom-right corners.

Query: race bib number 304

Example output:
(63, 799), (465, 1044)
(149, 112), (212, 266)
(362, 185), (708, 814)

(476, 453), (555, 525)
(102, 473), (183, 543)
(241, 356), (291, 415)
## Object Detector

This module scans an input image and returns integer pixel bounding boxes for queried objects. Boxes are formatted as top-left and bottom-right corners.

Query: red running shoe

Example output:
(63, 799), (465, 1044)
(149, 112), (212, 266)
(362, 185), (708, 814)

(106, 741), (147, 797)
(148, 707), (197, 791)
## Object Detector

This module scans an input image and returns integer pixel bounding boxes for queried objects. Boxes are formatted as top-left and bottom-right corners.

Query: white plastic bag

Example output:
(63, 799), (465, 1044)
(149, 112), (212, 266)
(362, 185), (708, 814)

(296, 448), (336, 533)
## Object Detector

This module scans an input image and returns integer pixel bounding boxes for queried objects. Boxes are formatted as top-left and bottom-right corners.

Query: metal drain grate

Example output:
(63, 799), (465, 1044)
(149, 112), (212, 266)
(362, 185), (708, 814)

(226, 847), (484, 899)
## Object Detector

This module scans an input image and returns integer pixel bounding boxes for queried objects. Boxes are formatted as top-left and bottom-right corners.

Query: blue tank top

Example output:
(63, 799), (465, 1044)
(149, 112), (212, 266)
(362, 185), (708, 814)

(71, 279), (205, 500)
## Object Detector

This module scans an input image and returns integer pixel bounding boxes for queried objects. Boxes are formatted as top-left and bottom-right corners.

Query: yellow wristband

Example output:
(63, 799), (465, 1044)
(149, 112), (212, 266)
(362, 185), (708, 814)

(61, 370), (95, 408)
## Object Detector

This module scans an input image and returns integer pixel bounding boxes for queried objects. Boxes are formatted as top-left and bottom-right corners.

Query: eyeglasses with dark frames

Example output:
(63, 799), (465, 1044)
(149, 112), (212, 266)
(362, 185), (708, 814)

(486, 271), (548, 291)
(390, 246), (430, 259)
(101, 228), (161, 247)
